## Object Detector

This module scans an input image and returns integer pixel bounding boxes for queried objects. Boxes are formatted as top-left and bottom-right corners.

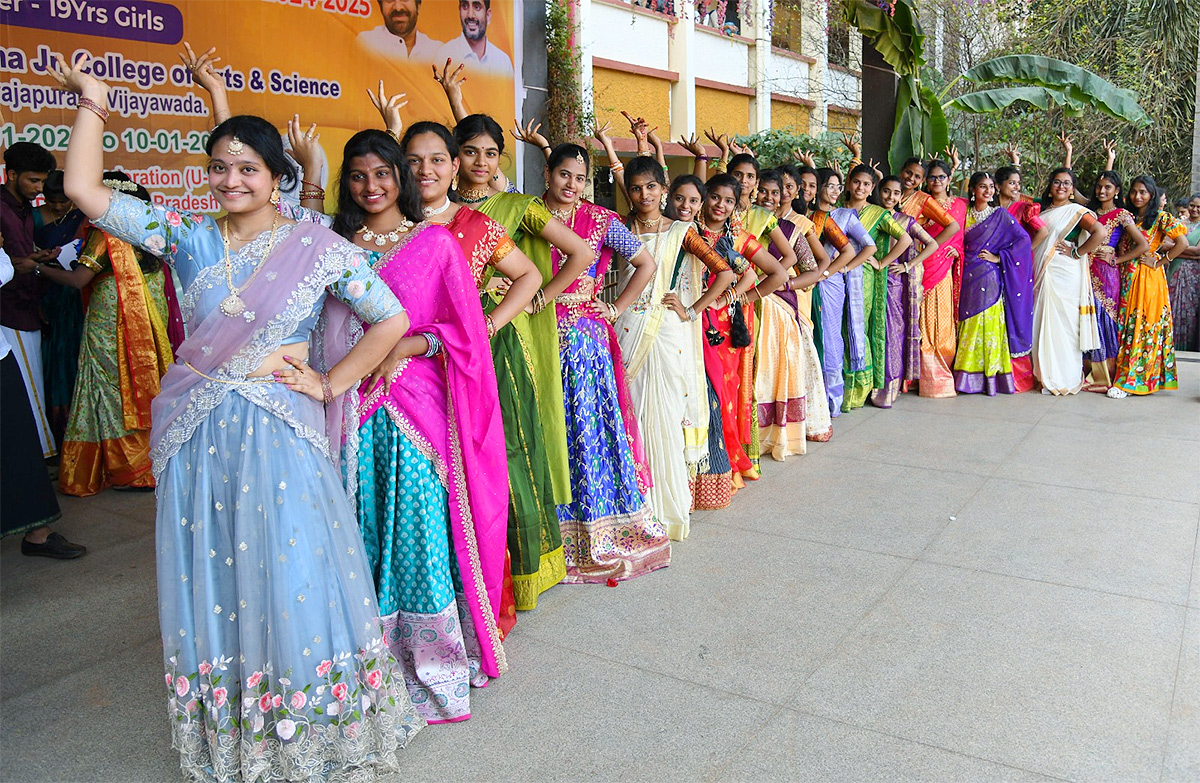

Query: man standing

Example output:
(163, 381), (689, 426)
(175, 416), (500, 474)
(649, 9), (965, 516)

(358, 0), (444, 61)
(1, 142), (59, 458)
(437, 0), (513, 77)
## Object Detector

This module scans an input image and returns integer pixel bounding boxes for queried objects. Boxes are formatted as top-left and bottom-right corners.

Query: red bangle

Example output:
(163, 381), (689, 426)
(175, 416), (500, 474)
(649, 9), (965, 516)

(77, 96), (110, 123)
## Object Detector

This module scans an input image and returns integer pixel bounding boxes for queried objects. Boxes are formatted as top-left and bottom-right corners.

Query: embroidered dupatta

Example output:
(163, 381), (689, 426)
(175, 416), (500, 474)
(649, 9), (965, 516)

(552, 200), (651, 489)
(357, 223), (509, 679)
(903, 191), (965, 294)
(1036, 203), (1102, 352)
(149, 223), (360, 480)
(962, 209), (1035, 356)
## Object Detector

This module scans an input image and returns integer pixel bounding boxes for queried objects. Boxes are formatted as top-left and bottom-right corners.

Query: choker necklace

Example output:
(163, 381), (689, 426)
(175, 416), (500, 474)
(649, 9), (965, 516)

(423, 198), (452, 217)
(550, 203), (577, 223)
(357, 218), (414, 247)
(457, 185), (492, 204)
(970, 205), (995, 222)
(220, 213), (279, 318)
(635, 215), (664, 232)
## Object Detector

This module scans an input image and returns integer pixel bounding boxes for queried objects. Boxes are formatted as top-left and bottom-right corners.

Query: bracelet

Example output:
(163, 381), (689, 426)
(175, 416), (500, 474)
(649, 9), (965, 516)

(821, 269), (831, 277)
(530, 288), (547, 314)
(299, 189), (325, 201)
(541, 145), (551, 152)
(420, 332), (443, 357)
(77, 96), (110, 123)
(385, 129), (401, 144)
(320, 372), (333, 406)
(33, 263), (44, 277)
(610, 163), (625, 173)
(604, 301), (619, 323)
(685, 305), (698, 322)
(301, 179), (323, 189)
(484, 313), (496, 338)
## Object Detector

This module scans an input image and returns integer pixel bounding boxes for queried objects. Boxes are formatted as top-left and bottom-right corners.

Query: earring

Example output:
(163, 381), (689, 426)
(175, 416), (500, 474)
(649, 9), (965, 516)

(452, 174), (459, 192)
(270, 184), (281, 207)
(660, 192), (668, 210)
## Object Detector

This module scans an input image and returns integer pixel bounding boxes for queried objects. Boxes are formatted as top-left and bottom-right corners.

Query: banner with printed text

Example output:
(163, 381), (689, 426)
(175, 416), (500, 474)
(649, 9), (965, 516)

(0, 0), (522, 210)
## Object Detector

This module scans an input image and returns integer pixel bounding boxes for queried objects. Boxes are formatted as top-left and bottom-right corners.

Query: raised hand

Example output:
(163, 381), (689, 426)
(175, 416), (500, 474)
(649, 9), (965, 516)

(867, 157), (883, 180)
(705, 127), (729, 153)
(511, 118), (550, 151)
(179, 43), (224, 95)
(1001, 142), (1021, 166)
(593, 119), (613, 144)
(50, 51), (109, 99)
(678, 133), (704, 158)
(839, 131), (861, 160)
(1057, 132), (1074, 166)
(366, 80), (408, 137)
(943, 144), (961, 172)
(730, 140), (755, 156)
(432, 59), (466, 98)
(286, 115), (323, 175)
(792, 148), (816, 168)
(1101, 138), (1117, 170)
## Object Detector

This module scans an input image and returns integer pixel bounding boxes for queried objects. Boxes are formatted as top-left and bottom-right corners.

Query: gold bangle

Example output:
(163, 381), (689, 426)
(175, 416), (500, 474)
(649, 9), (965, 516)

(385, 129), (401, 143)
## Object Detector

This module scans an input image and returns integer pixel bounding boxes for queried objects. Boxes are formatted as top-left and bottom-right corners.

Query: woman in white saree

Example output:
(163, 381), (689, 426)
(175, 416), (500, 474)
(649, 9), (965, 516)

(615, 158), (736, 541)
(1031, 169), (1107, 395)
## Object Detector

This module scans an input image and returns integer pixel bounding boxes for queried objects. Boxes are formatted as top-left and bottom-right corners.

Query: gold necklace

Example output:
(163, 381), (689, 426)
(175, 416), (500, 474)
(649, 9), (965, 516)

(357, 217), (414, 247)
(550, 202), (577, 224)
(457, 185), (493, 204)
(635, 214), (664, 232)
(220, 213), (279, 318)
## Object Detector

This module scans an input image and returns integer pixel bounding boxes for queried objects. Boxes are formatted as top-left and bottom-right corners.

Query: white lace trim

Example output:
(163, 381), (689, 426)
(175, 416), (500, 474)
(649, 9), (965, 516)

(150, 237), (359, 477)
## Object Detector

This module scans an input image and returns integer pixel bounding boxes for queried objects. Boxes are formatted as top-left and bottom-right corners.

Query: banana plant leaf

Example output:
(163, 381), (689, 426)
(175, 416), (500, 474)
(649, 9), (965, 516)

(842, 0), (925, 77)
(947, 85), (1088, 116)
(956, 55), (1148, 125)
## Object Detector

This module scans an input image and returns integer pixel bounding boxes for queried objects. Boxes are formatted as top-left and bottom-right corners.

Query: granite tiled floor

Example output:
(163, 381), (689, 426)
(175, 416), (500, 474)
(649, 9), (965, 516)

(3, 359), (1197, 782)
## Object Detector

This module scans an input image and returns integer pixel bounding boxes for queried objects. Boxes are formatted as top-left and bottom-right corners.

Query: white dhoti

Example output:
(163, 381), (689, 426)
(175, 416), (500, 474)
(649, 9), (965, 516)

(1, 326), (54, 457)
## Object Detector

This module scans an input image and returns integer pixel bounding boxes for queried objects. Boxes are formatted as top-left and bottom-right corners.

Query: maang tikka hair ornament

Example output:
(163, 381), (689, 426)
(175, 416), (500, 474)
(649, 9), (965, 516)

(228, 135), (244, 155)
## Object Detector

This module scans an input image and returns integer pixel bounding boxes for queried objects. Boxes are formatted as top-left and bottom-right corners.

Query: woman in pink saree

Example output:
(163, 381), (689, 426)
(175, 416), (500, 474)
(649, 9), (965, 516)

(336, 131), (510, 725)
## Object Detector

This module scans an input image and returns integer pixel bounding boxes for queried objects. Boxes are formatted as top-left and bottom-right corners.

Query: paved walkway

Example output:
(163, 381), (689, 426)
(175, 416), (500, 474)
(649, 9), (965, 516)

(3, 360), (1198, 782)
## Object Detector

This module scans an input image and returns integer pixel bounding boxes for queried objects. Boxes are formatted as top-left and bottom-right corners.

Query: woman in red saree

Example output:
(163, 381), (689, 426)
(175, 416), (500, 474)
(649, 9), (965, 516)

(697, 173), (787, 485)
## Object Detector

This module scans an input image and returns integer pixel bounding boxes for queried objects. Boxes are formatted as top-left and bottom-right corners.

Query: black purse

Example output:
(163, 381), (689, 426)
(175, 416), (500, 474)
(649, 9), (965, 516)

(704, 310), (724, 346)
(729, 301), (752, 348)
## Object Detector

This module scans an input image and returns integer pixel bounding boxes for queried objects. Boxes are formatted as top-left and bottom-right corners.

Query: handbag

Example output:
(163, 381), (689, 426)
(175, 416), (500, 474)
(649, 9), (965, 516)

(704, 309), (724, 346)
(729, 300), (751, 348)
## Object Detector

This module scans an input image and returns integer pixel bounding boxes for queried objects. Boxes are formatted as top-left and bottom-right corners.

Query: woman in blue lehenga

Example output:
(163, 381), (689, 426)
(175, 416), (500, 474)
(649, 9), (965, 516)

(57, 61), (422, 782)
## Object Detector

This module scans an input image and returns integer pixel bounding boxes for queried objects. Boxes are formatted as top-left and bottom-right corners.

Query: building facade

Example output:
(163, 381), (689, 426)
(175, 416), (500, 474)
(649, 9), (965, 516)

(577, 0), (863, 161)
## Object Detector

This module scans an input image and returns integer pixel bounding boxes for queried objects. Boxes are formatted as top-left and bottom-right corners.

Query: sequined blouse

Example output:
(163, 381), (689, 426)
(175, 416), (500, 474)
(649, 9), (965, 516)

(92, 192), (403, 345)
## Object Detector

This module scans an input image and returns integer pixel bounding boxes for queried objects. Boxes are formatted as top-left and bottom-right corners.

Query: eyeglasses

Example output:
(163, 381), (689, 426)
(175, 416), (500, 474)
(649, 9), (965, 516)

(1052, 180), (1073, 187)
(927, 174), (948, 182)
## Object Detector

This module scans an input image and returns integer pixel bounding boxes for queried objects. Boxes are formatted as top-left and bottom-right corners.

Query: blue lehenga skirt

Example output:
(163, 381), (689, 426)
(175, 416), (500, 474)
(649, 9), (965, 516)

(555, 316), (669, 583)
(356, 408), (480, 725)
(156, 385), (423, 783)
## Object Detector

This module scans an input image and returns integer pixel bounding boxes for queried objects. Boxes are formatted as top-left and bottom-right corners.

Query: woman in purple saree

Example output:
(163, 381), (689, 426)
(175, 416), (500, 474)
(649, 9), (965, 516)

(953, 173), (1034, 395)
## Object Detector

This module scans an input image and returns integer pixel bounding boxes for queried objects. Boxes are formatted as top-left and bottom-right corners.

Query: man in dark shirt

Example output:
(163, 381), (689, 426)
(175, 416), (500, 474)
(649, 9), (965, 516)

(1, 142), (59, 458)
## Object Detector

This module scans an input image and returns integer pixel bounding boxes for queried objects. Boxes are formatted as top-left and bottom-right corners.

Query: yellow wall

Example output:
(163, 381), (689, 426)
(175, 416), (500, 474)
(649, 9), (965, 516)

(696, 87), (751, 138)
(827, 110), (860, 135)
(593, 68), (672, 139)
(770, 100), (811, 135)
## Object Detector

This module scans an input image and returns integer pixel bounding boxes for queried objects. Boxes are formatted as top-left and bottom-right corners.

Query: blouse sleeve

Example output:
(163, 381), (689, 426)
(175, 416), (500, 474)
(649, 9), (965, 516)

(1023, 202), (1046, 232)
(329, 253), (405, 324)
(736, 233), (764, 261)
(1078, 213), (1100, 232)
(521, 198), (553, 236)
(682, 227), (731, 273)
(277, 200), (333, 228)
(604, 218), (645, 259)
(879, 212), (907, 241)
(77, 228), (112, 275)
(908, 219), (935, 248)
(1160, 212), (1187, 240)
(921, 196), (953, 228)
(844, 213), (875, 250)
(822, 217), (851, 251)
(90, 190), (202, 266)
